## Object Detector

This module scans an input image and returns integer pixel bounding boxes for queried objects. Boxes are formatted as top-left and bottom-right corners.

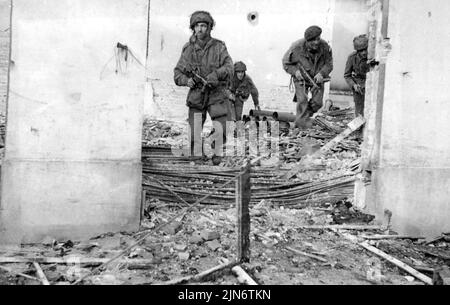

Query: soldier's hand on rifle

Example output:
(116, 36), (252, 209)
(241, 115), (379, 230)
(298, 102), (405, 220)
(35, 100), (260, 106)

(229, 93), (236, 102)
(314, 73), (324, 84)
(295, 70), (304, 81)
(255, 105), (261, 111)
(187, 78), (196, 88)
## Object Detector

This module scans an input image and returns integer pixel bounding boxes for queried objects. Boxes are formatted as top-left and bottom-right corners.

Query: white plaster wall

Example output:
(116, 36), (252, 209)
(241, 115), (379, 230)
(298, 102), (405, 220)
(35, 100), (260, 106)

(380, 0), (450, 168)
(0, 0), (10, 113)
(373, 0), (450, 237)
(0, 0), (148, 242)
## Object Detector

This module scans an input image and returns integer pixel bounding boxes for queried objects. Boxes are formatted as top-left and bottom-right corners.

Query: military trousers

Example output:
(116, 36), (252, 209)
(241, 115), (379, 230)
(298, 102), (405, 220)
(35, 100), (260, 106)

(188, 107), (228, 157)
(293, 82), (324, 129)
(233, 98), (245, 121)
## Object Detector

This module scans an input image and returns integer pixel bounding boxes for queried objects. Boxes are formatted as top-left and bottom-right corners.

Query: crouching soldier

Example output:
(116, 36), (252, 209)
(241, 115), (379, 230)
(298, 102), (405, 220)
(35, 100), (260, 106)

(174, 11), (233, 156)
(344, 34), (370, 118)
(282, 25), (333, 129)
(227, 61), (261, 121)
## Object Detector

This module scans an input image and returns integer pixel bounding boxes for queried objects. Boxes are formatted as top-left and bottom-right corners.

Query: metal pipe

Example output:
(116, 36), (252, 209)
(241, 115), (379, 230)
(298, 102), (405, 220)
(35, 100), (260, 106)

(273, 112), (297, 122)
(249, 109), (274, 117)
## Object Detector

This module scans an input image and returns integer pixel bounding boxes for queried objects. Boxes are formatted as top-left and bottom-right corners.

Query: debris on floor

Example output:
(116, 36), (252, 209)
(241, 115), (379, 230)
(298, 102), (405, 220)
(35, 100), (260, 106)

(0, 109), (448, 285)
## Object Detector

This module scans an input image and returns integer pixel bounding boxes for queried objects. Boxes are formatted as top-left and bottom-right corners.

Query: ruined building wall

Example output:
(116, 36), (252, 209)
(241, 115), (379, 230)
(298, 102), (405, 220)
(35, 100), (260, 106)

(0, 0), (147, 243)
(364, 0), (450, 237)
(0, 0), (10, 114)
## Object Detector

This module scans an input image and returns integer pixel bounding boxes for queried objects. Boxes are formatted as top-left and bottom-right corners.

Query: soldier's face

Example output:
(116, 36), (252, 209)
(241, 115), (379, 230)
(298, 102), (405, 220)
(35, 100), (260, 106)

(359, 49), (368, 59)
(236, 72), (245, 80)
(306, 36), (321, 52)
(194, 22), (209, 39)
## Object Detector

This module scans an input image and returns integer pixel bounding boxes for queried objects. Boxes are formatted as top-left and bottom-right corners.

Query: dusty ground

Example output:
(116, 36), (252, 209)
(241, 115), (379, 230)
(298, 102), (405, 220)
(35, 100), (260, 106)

(0, 112), (449, 286)
(0, 199), (448, 285)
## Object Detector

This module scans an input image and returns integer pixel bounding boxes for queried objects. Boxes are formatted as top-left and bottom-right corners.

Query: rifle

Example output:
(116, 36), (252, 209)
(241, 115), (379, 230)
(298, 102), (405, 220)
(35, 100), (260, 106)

(183, 67), (212, 93)
(296, 63), (330, 94)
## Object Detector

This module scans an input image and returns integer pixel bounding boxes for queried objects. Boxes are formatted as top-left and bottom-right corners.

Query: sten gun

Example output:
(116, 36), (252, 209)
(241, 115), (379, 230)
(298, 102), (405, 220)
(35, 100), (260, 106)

(183, 68), (211, 93)
(297, 63), (330, 94)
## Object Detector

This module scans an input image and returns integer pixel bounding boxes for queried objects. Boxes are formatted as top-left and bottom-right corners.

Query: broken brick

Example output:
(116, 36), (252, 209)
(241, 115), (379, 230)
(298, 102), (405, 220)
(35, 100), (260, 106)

(206, 240), (221, 251)
(200, 230), (220, 241)
(161, 221), (182, 235)
(178, 252), (190, 261)
(174, 244), (187, 251)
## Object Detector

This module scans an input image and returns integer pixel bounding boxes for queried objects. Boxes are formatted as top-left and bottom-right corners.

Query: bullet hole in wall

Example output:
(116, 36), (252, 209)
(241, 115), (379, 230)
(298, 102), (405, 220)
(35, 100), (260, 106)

(247, 11), (259, 25)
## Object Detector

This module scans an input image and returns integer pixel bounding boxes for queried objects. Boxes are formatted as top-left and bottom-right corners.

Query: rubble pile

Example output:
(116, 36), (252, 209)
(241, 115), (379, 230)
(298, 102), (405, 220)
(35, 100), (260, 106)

(1, 202), (448, 285)
(142, 108), (361, 208)
(142, 119), (184, 148)
(1, 109), (448, 286)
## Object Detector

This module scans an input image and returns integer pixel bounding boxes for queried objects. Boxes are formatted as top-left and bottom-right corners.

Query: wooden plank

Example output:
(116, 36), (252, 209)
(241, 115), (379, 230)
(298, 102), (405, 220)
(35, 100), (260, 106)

(155, 259), (238, 285)
(0, 265), (40, 282)
(361, 235), (425, 240)
(338, 231), (433, 285)
(283, 116), (366, 179)
(33, 262), (50, 285)
(231, 265), (258, 285)
(425, 235), (445, 245)
(297, 225), (383, 231)
(0, 257), (156, 265)
(236, 161), (251, 262)
(286, 247), (328, 263)
(359, 241), (433, 285)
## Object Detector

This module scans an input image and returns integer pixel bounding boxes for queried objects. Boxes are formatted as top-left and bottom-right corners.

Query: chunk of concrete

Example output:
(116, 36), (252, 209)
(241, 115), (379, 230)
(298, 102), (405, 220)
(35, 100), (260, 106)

(189, 232), (204, 244)
(178, 252), (190, 261)
(161, 221), (182, 235)
(174, 244), (187, 251)
(206, 240), (221, 252)
(200, 230), (220, 241)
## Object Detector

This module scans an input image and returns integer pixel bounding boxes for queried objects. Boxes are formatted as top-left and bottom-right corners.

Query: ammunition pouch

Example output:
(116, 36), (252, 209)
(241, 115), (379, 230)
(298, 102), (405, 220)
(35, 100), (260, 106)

(207, 89), (229, 119)
(186, 88), (205, 110)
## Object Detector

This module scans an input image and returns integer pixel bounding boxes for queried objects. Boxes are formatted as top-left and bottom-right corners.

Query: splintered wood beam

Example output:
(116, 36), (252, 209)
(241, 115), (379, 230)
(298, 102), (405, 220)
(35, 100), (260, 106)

(155, 259), (238, 285)
(361, 235), (425, 240)
(297, 224), (383, 231)
(0, 265), (40, 282)
(359, 241), (433, 285)
(285, 247), (328, 263)
(0, 257), (156, 265)
(231, 265), (258, 285)
(237, 161), (251, 263)
(33, 262), (50, 286)
(283, 116), (366, 180)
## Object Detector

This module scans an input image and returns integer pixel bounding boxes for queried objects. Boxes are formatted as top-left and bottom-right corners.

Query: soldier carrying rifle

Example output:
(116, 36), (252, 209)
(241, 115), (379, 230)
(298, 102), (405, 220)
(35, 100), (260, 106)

(174, 11), (234, 157)
(282, 25), (333, 129)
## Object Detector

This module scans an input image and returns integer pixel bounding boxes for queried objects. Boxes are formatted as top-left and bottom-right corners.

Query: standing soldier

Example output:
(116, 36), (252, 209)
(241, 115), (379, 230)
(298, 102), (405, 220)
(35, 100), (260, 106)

(174, 11), (233, 156)
(282, 25), (333, 129)
(227, 61), (261, 121)
(344, 34), (370, 118)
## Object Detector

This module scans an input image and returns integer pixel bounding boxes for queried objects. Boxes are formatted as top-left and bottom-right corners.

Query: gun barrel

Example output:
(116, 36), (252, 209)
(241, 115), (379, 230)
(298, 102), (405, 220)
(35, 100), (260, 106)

(192, 71), (208, 85)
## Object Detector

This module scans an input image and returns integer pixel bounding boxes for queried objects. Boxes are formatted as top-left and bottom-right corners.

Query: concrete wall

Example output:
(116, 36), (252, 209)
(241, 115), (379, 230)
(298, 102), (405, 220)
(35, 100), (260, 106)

(368, 0), (450, 237)
(0, 0), (148, 243)
(145, 0), (368, 123)
(0, 0), (10, 114)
